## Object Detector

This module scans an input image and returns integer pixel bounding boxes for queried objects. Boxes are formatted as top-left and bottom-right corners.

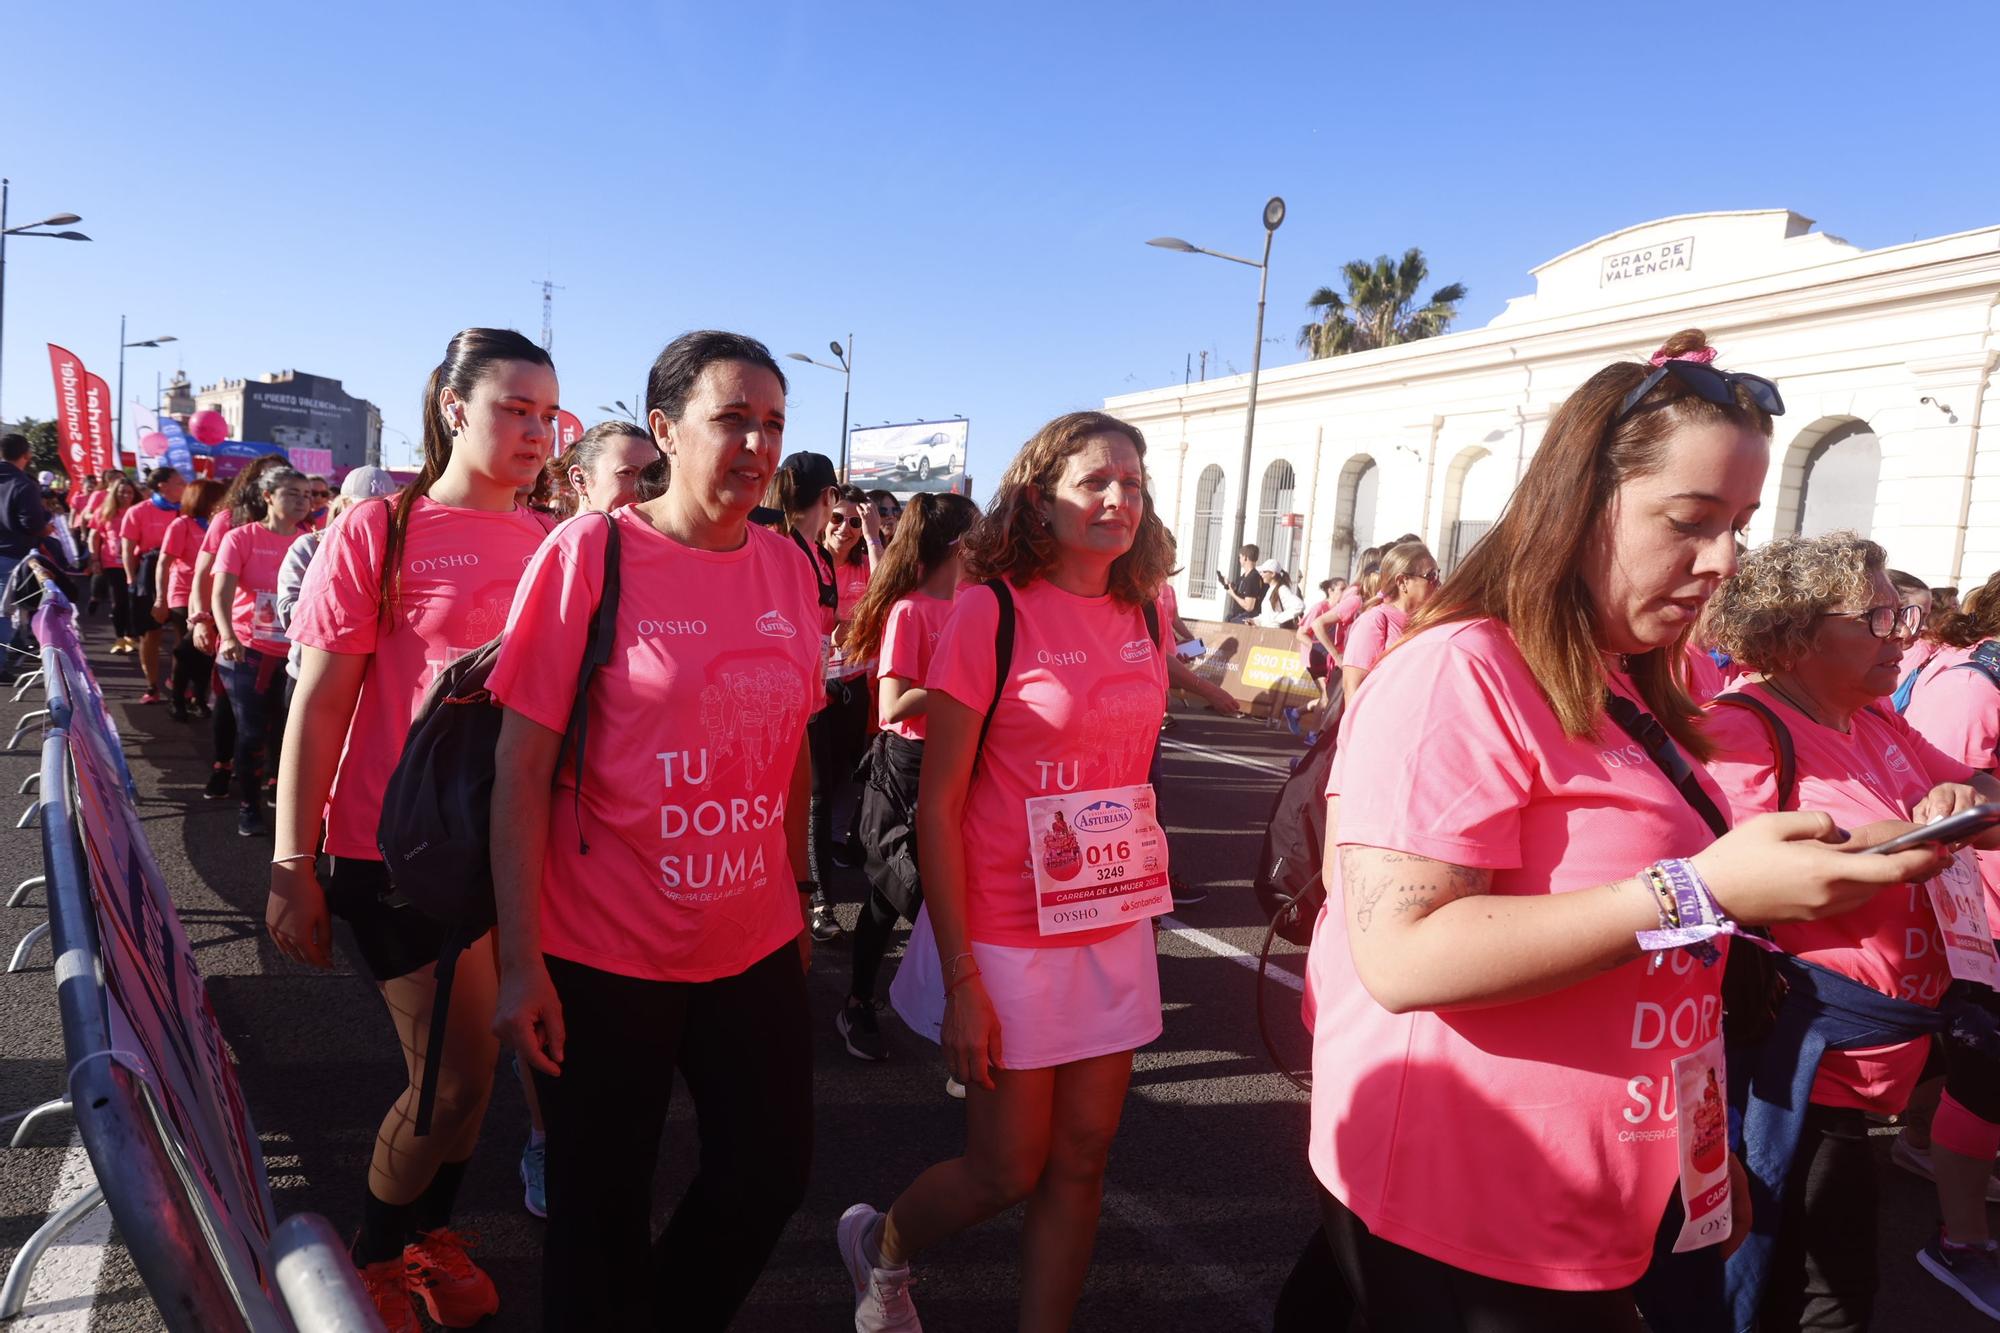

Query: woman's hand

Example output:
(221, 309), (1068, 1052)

(493, 954), (566, 1078)
(266, 860), (332, 969)
(942, 973), (1002, 1090)
(149, 600), (170, 626)
(1201, 680), (1242, 716)
(191, 620), (217, 655)
(1693, 811), (1953, 925)
(859, 502), (884, 551)
(217, 635), (245, 664)
(1911, 782), (2000, 849)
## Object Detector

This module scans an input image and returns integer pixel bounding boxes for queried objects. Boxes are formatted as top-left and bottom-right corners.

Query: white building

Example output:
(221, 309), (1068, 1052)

(1107, 210), (2000, 615)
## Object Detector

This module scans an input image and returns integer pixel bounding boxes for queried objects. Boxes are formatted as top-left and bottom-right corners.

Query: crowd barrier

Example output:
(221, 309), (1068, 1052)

(2, 571), (381, 1332)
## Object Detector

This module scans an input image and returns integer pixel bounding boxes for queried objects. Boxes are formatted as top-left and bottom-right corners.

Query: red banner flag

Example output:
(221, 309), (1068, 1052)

(46, 344), (91, 476)
(555, 410), (584, 452)
(83, 373), (115, 477)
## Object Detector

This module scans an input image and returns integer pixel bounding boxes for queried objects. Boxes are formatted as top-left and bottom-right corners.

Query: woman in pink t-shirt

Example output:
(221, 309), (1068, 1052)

(836, 490), (980, 1061)
(827, 484), (879, 629)
(488, 331), (820, 1330)
(156, 478), (225, 721)
(120, 465), (186, 701)
(556, 418), (660, 514)
(211, 466), (309, 833)
(267, 329), (558, 1331)
(87, 476), (139, 649)
(1702, 535), (2000, 1326)
(189, 456), (292, 799)
(1307, 330), (1944, 1329)
(838, 410), (1178, 1331)
(1338, 539), (1438, 703)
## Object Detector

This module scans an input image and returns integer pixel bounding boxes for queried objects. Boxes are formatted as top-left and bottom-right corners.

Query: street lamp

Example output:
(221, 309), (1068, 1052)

(116, 317), (176, 458)
(0, 178), (91, 422)
(598, 401), (638, 424)
(785, 336), (853, 480)
(1148, 195), (1286, 578)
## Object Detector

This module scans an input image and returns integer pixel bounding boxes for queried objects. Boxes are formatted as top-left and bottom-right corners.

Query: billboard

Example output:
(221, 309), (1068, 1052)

(847, 419), (970, 495)
(236, 372), (372, 473)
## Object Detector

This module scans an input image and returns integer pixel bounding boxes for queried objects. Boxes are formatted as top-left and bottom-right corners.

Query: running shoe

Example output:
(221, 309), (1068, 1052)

(202, 764), (233, 799)
(1891, 1135), (2000, 1203)
(838, 997), (890, 1062)
(1169, 875), (1207, 908)
(356, 1253), (420, 1333)
(237, 804), (263, 838)
(1283, 706), (1303, 737)
(810, 891), (843, 942)
(139, 691), (164, 705)
(1918, 1234), (2000, 1321)
(403, 1227), (500, 1328)
(838, 1204), (921, 1332)
(944, 1076), (966, 1100)
(520, 1136), (547, 1219)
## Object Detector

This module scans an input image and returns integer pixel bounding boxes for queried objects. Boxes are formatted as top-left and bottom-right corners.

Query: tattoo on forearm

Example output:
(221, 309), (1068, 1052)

(1344, 850), (1488, 931)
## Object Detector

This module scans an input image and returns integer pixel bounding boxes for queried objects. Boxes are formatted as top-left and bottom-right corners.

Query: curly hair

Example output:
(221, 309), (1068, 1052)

(960, 410), (1175, 606)
(1705, 531), (1886, 674)
(1935, 567), (2000, 648)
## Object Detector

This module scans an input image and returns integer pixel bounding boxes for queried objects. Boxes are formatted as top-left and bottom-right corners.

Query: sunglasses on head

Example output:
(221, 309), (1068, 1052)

(1612, 360), (1785, 430)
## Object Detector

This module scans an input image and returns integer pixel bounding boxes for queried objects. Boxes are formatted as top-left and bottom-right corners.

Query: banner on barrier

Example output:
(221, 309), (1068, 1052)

(34, 603), (275, 1267)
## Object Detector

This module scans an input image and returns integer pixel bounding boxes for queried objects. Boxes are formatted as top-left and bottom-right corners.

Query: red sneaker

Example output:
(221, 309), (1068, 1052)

(356, 1253), (420, 1333)
(403, 1227), (500, 1327)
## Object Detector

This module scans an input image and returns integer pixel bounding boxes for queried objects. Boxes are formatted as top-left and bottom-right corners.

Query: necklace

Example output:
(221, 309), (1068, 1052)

(1763, 675), (1848, 734)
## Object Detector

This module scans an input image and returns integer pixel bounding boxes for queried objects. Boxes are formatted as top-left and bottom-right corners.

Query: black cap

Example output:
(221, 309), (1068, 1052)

(778, 451), (838, 496)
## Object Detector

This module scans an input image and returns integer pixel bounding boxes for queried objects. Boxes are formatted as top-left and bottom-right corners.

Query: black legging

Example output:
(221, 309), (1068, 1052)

(168, 613), (213, 710)
(1758, 1104), (1875, 1333)
(850, 731), (925, 1003)
(91, 568), (132, 638)
(535, 944), (812, 1331)
(217, 648), (287, 807)
(805, 675), (869, 894)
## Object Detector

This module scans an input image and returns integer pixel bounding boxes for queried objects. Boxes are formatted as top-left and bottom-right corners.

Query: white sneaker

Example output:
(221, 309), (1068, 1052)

(1893, 1135), (2000, 1203)
(837, 1203), (921, 1332)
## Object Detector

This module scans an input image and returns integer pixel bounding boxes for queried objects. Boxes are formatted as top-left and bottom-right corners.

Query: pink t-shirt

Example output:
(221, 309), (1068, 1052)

(1683, 642), (1729, 705)
(1309, 619), (1725, 1291)
(1705, 685), (1974, 1112)
(290, 497), (552, 860)
(927, 579), (1170, 949)
(1157, 581), (1180, 629)
(835, 560), (870, 624)
(488, 511), (826, 983)
(1296, 598), (1332, 646)
(159, 516), (207, 609)
(215, 524), (303, 651)
(1903, 642), (2000, 922)
(876, 592), (955, 742)
(1328, 588), (1365, 651)
(118, 499), (175, 555)
(200, 508), (236, 556)
(1341, 603), (1409, 673)
(91, 507), (126, 564)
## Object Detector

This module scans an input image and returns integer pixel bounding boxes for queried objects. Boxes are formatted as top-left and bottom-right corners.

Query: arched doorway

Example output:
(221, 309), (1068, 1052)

(1188, 464), (1226, 596)
(1330, 454), (1379, 578)
(1791, 419), (1881, 537)
(1256, 459), (1298, 572)
(1439, 445), (1508, 571)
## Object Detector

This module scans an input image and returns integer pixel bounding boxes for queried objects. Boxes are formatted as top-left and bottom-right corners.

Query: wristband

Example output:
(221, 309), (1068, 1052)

(272, 852), (316, 866)
(944, 951), (975, 984)
(1634, 858), (1781, 965)
(945, 966), (982, 996)
(191, 612), (215, 627)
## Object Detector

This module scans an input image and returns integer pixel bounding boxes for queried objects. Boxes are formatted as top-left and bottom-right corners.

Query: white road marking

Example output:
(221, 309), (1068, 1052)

(1160, 917), (1305, 993)
(1159, 737), (1292, 777)
(13, 1134), (108, 1330)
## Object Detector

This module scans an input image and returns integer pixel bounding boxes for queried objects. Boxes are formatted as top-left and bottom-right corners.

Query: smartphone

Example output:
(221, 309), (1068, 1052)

(1866, 803), (2000, 856)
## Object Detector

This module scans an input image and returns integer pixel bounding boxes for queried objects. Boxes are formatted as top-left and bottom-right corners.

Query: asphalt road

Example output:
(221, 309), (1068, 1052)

(0, 618), (1990, 1331)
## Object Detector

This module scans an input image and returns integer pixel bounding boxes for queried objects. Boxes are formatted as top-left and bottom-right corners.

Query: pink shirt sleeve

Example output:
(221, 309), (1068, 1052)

(1343, 606), (1394, 672)
(117, 506), (141, 546)
(200, 512), (233, 556)
(1328, 627), (1535, 868)
(289, 501), (388, 656)
(489, 518), (607, 736)
(1905, 665), (2000, 772)
(214, 525), (253, 578)
(877, 599), (926, 684)
(926, 583), (1000, 712)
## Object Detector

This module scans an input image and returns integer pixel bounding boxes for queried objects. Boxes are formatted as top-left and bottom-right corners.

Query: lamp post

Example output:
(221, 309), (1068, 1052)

(0, 179), (90, 422)
(115, 317), (176, 459)
(785, 336), (853, 480)
(1148, 195), (1286, 571)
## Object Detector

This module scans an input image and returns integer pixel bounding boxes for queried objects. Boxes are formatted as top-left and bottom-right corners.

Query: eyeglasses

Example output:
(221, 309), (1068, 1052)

(1611, 361), (1786, 430)
(827, 513), (854, 528)
(1822, 604), (1925, 639)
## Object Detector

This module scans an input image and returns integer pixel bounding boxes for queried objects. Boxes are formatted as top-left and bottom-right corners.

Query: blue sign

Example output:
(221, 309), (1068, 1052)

(155, 419), (196, 476)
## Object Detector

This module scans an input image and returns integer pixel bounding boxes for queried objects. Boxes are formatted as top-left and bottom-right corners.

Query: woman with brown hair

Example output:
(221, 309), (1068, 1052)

(557, 419), (660, 514)
(1337, 539), (1438, 704)
(1303, 331), (1946, 1329)
(839, 409), (1178, 1332)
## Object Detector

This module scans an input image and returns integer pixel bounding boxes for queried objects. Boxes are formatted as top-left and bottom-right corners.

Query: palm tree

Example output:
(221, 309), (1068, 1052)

(1297, 248), (1467, 359)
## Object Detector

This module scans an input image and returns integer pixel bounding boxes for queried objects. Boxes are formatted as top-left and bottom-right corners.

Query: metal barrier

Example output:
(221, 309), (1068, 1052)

(2, 584), (384, 1331)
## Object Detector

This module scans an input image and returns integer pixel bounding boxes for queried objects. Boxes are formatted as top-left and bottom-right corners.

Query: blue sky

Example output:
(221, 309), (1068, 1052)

(3, 1), (1995, 479)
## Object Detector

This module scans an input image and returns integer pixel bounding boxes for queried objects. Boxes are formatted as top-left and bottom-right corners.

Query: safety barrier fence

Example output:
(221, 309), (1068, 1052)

(2, 573), (381, 1331)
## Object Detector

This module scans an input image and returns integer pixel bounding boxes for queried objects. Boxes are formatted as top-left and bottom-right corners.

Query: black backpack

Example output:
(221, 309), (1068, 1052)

(1254, 696), (1344, 947)
(375, 512), (621, 1133)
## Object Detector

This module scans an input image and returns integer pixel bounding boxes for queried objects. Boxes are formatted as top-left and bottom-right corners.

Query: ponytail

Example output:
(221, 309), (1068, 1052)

(844, 491), (979, 664)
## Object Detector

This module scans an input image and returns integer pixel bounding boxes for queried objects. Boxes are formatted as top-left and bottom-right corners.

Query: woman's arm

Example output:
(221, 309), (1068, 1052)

(121, 535), (140, 585)
(1913, 771), (2000, 849)
(490, 709), (566, 1075)
(1308, 608), (1341, 657)
(1340, 664), (1367, 704)
(266, 647), (370, 969)
(879, 674), (928, 724)
(1167, 655), (1241, 715)
(211, 569), (244, 661)
(189, 548), (219, 653)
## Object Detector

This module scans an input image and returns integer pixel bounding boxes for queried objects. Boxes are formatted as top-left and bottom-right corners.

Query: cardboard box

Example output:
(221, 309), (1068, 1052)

(1175, 619), (1319, 718)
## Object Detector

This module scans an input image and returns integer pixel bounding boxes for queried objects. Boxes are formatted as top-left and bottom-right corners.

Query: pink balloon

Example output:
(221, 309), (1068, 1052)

(138, 431), (170, 457)
(190, 409), (229, 446)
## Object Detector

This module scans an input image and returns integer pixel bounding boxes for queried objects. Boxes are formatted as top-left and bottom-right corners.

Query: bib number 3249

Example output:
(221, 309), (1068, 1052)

(1026, 784), (1171, 937)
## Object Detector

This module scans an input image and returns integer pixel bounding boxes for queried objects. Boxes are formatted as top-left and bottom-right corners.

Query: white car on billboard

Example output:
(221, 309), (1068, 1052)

(898, 431), (963, 482)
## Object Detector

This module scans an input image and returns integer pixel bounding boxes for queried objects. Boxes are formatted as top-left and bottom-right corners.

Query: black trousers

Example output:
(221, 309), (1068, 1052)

(91, 568), (132, 638)
(1759, 1103), (1875, 1333)
(806, 676), (869, 893)
(1316, 1187), (1642, 1332)
(536, 943), (812, 1331)
(1944, 980), (2000, 1119)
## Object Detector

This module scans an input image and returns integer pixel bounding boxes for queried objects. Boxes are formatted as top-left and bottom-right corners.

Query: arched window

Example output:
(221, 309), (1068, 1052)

(1331, 455), (1378, 578)
(1189, 465), (1226, 595)
(1795, 422), (1881, 537)
(1256, 460), (1298, 572)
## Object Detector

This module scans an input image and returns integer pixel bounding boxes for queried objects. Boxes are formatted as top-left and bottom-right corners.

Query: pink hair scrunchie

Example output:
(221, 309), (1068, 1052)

(1650, 346), (1719, 367)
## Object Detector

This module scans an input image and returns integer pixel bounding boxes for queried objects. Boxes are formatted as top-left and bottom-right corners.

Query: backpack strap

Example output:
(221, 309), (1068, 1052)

(555, 512), (622, 854)
(1893, 645), (1942, 713)
(1951, 641), (2000, 691)
(1710, 691), (1799, 812)
(1602, 692), (1730, 839)
(977, 579), (1016, 760)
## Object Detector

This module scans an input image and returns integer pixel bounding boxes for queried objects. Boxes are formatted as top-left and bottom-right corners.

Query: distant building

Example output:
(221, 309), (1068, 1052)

(1108, 210), (2000, 607)
(189, 369), (383, 474)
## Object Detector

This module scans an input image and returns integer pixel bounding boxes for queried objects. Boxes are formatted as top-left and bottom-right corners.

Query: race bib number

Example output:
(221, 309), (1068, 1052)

(252, 590), (288, 647)
(1926, 851), (2000, 987)
(1026, 784), (1170, 937)
(1671, 1034), (1733, 1253)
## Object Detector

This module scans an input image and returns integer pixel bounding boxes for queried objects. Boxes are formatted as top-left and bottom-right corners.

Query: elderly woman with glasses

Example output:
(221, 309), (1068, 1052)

(1700, 531), (2000, 1331)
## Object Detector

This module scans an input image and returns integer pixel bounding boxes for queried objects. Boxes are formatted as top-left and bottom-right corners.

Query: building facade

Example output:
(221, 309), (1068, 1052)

(1106, 210), (2000, 614)
(190, 369), (383, 474)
